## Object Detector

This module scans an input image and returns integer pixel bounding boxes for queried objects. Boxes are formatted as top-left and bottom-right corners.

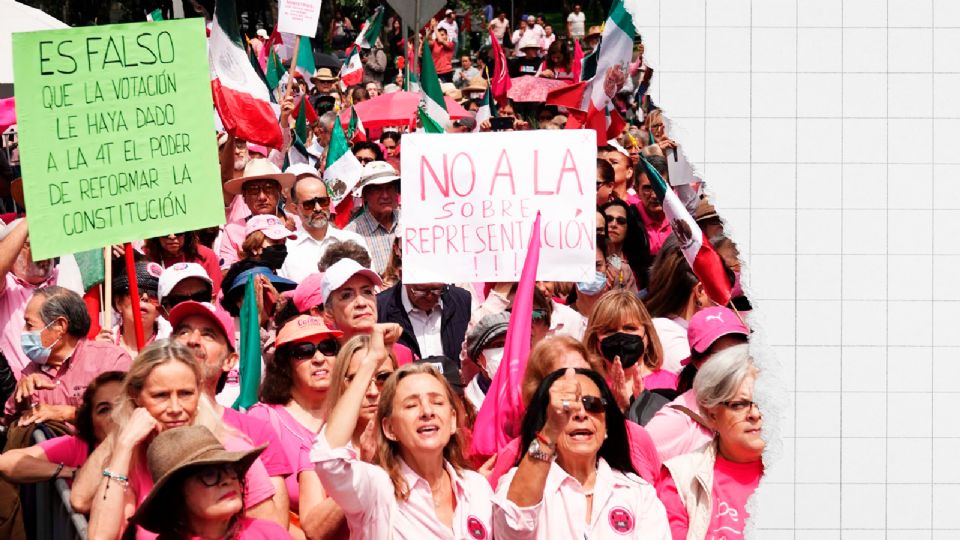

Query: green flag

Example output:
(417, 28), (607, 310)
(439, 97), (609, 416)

(265, 48), (286, 91)
(418, 39), (449, 129)
(231, 275), (261, 411)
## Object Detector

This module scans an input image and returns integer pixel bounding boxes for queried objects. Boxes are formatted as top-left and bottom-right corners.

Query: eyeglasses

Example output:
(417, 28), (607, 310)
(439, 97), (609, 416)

(410, 285), (448, 297)
(722, 399), (759, 415)
(164, 290), (212, 307)
(356, 156), (376, 165)
(345, 370), (392, 388)
(640, 184), (655, 193)
(300, 196), (331, 210)
(580, 395), (607, 414)
(650, 123), (665, 130)
(242, 181), (280, 196)
(194, 464), (239, 487)
(596, 179), (614, 189)
(604, 215), (628, 225)
(288, 339), (340, 360)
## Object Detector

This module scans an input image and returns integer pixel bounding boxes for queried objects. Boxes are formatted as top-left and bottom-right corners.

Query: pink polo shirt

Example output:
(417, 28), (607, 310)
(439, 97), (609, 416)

(637, 204), (671, 256)
(645, 389), (714, 463)
(131, 433), (276, 540)
(487, 420), (662, 489)
(183, 517), (291, 539)
(39, 434), (89, 468)
(656, 455), (763, 540)
(246, 403), (315, 512)
(643, 369), (679, 391)
(0, 270), (58, 380)
(492, 458), (670, 540)
(311, 427), (495, 540)
(4, 339), (131, 416)
(222, 406), (295, 478)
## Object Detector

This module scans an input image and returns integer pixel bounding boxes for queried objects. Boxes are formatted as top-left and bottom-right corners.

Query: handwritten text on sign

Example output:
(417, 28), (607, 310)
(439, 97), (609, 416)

(12, 19), (224, 260)
(400, 130), (596, 283)
(278, 0), (323, 37)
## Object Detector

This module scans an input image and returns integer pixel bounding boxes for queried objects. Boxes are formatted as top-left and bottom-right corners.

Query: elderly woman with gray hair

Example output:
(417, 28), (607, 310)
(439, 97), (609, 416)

(462, 311), (510, 412)
(654, 344), (763, 540)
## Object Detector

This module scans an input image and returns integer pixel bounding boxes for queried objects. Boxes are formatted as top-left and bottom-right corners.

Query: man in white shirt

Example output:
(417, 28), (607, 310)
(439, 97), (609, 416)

(567, 4), (586, 39)
(488, 11), (510, 42)
(437, 9), (459, 50)
(279, 165), (369, 283)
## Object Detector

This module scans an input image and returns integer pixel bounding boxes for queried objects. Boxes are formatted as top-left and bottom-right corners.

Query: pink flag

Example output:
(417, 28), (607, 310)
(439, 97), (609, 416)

(488, 30), (512, 106)
(471, 212), (542, 456)
(572, 39), (584, 83)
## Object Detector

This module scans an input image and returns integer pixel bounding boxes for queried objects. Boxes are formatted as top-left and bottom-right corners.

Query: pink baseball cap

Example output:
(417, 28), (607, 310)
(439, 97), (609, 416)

(292, 273), (325, 313)
(682, 306), (750, 366)
(276, 315), (342, 348)
(167, 301), (237, 350)
(244, 215), (296, 241)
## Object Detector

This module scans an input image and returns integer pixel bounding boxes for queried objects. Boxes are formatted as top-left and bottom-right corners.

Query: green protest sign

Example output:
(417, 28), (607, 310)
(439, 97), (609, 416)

(12, 18), (225, 260)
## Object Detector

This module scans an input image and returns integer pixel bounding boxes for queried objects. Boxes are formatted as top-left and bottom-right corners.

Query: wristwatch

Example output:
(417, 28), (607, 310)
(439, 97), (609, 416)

(527, 432), (556, 462)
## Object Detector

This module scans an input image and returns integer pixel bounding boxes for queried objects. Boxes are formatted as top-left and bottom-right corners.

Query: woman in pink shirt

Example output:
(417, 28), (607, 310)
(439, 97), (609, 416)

(312, 325), (495, 539)
(80, 340), (279, 539)
(0, 371), (123, 483)
(247, 315), (343, 524)
(493, 368), (670, 539)
(656, 345), (763, 540)
(128, 425), (292, 540)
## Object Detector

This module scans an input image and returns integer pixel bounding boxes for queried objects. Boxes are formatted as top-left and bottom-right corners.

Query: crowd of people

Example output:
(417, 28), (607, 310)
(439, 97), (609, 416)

(0, 2), (764, 539)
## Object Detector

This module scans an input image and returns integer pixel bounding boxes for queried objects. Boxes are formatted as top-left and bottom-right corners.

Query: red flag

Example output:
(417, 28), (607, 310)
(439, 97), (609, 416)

(488, 30), (512, 106)
(332, 198), (355, 229)
(292, 95), (319, 124)
(572, 39), (585, 83)
(471, 212), (542, 456)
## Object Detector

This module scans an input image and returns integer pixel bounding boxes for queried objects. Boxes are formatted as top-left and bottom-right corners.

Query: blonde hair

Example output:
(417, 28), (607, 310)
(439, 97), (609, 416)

(114, 339), (231, 441)
(583, 289), (664, 372)
(521, 336), (603, 406)
(322, 335), (398, 419)
(376, 363), (469, 501)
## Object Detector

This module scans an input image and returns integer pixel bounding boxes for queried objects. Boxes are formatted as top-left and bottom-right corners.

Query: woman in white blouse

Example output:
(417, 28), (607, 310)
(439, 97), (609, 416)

(311, 324), (494, 539)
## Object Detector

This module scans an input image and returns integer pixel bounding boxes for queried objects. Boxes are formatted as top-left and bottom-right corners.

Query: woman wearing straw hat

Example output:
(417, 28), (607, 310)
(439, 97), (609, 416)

(127, 425), (291, 539)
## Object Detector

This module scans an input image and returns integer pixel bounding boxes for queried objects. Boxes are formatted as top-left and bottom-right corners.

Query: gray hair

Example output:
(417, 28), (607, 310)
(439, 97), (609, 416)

(318, 111), (337, 131)
(33, 286), (90, 338)
(693, 343), (753, 414)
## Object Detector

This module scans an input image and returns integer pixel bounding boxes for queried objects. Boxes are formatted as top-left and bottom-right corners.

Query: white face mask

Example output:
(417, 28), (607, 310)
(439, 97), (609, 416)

(481, 346), (505, 379)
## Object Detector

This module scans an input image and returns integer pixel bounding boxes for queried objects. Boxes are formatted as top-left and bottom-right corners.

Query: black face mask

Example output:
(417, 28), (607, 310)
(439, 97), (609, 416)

(259, 244), (288, 270)
(599, 332), (645, 369)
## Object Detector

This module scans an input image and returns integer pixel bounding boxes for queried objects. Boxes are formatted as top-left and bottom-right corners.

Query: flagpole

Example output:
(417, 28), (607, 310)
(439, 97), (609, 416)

(102, 247), (112, 331)
(124, 243), (146, 352)
(414, 0), (421, 83)
(284, 35), (301, 100)
(727, 300), (749, 330)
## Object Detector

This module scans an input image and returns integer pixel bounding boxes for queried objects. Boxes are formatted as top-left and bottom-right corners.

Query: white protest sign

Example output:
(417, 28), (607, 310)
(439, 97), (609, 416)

(277, 0), (323, 37)
(400, 130), (597, 284)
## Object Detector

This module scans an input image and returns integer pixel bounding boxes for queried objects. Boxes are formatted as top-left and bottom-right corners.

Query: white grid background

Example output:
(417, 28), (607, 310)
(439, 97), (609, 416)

(635, 0), (960, 536)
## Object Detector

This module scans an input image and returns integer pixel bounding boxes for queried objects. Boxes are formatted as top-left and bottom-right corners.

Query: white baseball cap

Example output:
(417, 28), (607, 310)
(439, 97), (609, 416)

(158, 263), (214, 303)
(245, 215), (297, 241)
(320, 259), (383, 302)
(284, 163), (321, 180)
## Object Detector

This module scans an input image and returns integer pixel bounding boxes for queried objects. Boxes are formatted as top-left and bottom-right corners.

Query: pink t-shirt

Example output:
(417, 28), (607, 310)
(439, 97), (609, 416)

(643, 369), (679, 391)
(221, 406), (294, 478)
(637, 203), (671, 256)
(183, 517), (292, 539)
(645, 389), (714, 463)
(4, 339), (132, 415)
(39, 435), (89, 468)
(246, 403), (315, 512)
(656, 456), (763, 540)
(487, 420), (661, 489)
(131, 433), (276, 540)
(0, 270), (58, 380)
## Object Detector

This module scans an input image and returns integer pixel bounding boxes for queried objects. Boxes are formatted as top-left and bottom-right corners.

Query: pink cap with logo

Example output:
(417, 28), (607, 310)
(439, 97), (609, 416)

(244, 215), (296, 241)
(682, 306), (750, 365)
(292, 273), (325, 313)
(167, 301), (237, 350)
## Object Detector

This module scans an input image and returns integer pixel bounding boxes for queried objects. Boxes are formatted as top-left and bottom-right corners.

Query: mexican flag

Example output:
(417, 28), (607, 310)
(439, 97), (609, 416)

(639, 157), (732, 306)
(264, 47), (286, 92)
(324, 119), (364, 227)
(209, 0), (282, 149)
(546, 0), (637, 144)
(418, 38), (449, 131)
(232, 274), (260, 411)
(339, 46), (364, 87)
(354, 6), (385, 49)
(287, 95), (318, 165)
(347, 107), (366, 143)
(474, 87), (495, 132)
(293, 37), (316, 90)
(146, 8), (163, 21)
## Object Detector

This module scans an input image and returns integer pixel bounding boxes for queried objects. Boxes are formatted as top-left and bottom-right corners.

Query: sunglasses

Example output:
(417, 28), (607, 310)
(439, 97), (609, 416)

(344, 370), (392, 388)
(300, 196), (331, 210)
(580, 395), (607, 414)
(194, 464), (239, 487)
(242, 181), (280, 195)
(604, 215), (628, 225)
(163, 290), (212, 307)
(288, 339), (340, 360)
(410, 285), (448, 297)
